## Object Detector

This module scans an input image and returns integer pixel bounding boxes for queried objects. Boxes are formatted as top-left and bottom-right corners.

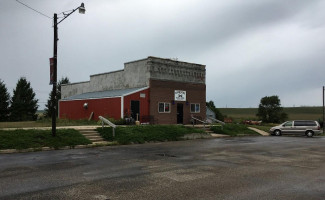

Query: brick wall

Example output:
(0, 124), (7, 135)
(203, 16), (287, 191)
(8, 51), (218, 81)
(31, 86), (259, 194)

(149, 79), (206, 124)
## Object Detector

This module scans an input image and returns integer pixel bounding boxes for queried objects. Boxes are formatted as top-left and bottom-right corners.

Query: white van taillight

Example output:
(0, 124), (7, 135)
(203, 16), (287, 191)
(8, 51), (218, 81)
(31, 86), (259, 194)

(318, 126), (320, 130)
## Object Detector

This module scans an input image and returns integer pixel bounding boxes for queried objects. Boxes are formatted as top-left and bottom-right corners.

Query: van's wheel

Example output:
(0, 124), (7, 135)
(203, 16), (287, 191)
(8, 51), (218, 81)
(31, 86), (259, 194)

(306, 131), (314, 137)
(274, 130), (282, 136)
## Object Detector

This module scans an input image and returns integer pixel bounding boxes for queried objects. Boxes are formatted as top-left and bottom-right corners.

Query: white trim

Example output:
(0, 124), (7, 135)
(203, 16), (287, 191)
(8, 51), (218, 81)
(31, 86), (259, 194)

(123, 86), (149, 97)
(121, 96), (124, 119)
(60, 87), (149, 102)
(190, 103), (200, 113)
(158, 102), (171, 113)
(60, 96), (122, 101)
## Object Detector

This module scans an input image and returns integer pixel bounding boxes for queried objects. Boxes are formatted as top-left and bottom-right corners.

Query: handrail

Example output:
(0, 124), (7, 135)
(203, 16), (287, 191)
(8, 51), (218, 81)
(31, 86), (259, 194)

(207, 117), (225, 125)
(191, 116), (208, 128)
(192, 116), (206, 124)
(99, 116), (116, 137)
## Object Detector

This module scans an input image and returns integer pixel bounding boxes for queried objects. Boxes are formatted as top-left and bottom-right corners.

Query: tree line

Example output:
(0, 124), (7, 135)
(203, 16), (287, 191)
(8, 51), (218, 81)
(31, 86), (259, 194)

(0, 77), (69, 122)
(207, 95), (288, 123)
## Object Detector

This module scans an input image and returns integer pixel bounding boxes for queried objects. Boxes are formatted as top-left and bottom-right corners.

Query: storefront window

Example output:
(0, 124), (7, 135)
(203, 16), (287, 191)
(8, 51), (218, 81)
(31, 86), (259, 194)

(190, 103), (200, 113)
(158, 102), (171, 113)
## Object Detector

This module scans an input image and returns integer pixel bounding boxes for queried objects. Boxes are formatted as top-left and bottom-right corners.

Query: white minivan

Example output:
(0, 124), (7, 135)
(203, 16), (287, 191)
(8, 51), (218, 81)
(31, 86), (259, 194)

(269, 120), (321, 137)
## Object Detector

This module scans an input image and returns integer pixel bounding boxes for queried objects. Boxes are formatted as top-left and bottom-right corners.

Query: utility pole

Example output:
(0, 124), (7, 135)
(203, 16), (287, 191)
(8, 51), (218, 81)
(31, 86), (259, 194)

(52, 13), (58, 137)
(323, 86), (324, 134)
(50, 4), (85, 137)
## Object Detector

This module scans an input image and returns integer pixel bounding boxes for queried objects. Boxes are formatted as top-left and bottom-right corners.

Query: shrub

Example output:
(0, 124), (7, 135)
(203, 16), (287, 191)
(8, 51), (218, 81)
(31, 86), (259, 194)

(210, 124), (259, 136)
(97, 125), (204, 145)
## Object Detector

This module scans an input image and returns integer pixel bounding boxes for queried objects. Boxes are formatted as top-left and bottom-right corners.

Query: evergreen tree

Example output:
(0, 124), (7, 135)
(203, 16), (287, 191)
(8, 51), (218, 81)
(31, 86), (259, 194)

(256, 95), (288, 123)
(44, 77), (70, 118)
(0, 79), (10, 121)
(10, 77), (38, 121)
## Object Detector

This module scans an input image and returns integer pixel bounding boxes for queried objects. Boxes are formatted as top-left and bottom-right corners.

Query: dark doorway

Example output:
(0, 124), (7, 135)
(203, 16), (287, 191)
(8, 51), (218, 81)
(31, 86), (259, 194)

(177, 103), (183, 124)
(131, 100), (140, 120)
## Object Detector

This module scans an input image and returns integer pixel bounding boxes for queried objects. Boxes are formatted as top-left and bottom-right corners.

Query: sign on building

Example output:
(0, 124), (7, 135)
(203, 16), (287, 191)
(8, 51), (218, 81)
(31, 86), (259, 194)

(174, 90), (186, 101)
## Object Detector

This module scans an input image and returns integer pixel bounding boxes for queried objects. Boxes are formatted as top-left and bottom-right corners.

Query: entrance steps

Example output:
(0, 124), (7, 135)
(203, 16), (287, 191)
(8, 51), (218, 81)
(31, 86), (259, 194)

(185, 124), (229, 138)
(78, 128), (106, 143)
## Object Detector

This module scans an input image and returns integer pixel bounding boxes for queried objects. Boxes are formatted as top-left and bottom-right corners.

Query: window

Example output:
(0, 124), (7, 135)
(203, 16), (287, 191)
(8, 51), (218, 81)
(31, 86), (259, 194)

(190, 103), (200, 113)
(158, 102), (170, 113)
(283, 121), (292, 127)
(294, 121), (316, 126)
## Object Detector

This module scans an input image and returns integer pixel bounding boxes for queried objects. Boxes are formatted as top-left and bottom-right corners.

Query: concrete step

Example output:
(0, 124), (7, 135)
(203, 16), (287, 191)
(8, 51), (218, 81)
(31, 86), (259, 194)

(85, 135), (102, 139)
(79, 131), (98, 134)
(81, 132), (99, 136)
(78, 129), (105, 143)
(79, 130), (97, 132)
(78, 129), (98, 131)
(89, 138), (105, 142)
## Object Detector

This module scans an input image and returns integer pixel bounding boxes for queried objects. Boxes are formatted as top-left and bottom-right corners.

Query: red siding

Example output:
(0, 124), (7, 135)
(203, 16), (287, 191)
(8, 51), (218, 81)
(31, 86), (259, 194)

(59, 97), (121, 120)
(123, 88), (150, 122)
(59, 88), (150, 122)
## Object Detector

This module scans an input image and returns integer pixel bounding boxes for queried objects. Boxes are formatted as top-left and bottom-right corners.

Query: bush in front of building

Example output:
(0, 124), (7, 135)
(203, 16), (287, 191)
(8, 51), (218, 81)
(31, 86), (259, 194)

(210, 124), (260, 136)
(97, 125), (205, 145)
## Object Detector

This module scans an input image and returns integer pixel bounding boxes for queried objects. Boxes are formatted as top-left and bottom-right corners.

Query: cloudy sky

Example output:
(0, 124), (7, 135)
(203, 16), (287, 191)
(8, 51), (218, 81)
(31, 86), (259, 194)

(1, 0), (325, 109)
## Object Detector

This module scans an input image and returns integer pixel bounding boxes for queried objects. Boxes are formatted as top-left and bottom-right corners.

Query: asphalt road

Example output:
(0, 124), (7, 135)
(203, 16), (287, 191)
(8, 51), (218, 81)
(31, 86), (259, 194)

(1, 136), (325, 200)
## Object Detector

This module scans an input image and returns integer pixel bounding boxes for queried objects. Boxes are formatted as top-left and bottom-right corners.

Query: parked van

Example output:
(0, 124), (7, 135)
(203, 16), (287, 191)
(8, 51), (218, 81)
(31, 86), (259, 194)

(269, 120), (320, 137)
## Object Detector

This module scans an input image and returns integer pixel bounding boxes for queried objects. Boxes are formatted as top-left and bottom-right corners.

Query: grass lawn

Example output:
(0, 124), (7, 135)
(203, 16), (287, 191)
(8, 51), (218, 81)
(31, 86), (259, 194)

(219, 106), (323, 122)
(210, 124), (260, 136)
(0, 129), (91, 150)
(0, 118), (98, 129)
(97, 125), (205, 145)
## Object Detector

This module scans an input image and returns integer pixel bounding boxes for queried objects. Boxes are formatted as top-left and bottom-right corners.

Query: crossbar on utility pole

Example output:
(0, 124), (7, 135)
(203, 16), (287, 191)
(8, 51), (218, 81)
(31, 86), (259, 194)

(52, 13), (58, 137)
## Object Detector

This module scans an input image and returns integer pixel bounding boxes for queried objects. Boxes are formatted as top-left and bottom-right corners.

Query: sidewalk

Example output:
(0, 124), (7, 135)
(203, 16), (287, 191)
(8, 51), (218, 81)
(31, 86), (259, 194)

(248, 127), (269, 136)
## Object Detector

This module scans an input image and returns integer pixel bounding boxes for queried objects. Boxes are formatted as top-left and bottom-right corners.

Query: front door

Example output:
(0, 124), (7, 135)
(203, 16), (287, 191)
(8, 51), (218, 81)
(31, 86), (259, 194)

(177, 103), (183, 124)
(281, 121), (293, 134)
(131, 100), (140, 120)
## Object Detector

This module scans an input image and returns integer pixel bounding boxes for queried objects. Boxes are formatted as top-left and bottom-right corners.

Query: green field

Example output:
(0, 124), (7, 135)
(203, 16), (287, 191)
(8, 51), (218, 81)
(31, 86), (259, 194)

(219, 106), (323, 122)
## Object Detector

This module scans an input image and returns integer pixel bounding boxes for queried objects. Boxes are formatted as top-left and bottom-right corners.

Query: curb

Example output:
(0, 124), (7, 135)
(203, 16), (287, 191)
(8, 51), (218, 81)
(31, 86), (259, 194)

(210, 133), (230, 138)
(0, 141), (115, 154)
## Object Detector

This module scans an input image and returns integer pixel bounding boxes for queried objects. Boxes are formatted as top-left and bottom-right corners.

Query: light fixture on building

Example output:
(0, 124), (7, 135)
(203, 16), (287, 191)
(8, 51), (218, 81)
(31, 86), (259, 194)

(83, 103), (88, 109)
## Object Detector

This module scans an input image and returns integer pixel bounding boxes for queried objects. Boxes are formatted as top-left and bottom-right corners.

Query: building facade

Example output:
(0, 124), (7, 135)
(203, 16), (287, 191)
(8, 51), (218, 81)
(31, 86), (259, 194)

(59, 56), (206, 124)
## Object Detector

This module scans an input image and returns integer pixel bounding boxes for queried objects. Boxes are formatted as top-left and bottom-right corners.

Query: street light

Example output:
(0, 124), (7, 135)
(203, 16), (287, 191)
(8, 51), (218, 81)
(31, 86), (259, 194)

(51, 3), (85, 137)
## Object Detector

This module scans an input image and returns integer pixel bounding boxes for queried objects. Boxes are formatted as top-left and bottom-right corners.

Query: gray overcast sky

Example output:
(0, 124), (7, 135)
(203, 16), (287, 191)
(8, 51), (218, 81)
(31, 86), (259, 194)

(1, 0), (325, 109)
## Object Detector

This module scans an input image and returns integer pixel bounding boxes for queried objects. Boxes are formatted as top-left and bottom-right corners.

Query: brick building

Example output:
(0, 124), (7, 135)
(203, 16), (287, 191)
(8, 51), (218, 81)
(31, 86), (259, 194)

(59, 56), (206, 124)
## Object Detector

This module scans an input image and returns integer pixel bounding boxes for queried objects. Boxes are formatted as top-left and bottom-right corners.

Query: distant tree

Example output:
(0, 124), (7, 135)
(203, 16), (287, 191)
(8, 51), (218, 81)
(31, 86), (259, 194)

(10, 77), (38, 121)
(256, 95), (287, 123)
(44, 77), (70, 118)
(0, 79), (10, 121)
(206, 100), (224, 121)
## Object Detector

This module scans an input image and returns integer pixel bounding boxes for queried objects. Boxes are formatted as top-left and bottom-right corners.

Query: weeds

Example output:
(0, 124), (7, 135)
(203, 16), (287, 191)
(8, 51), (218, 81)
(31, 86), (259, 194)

(210, 124), (259, 136)
(97, 125), (204, 145)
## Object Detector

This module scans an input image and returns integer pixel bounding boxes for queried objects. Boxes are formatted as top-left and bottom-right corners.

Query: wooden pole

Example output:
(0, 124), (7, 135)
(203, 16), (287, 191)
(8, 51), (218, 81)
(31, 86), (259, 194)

(323, 86), (325, 134)
(52, 13), (58, 137)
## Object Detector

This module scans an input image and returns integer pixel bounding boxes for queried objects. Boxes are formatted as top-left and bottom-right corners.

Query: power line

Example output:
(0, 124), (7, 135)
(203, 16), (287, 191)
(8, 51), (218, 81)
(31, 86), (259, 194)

(16, 0), (52, 19)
